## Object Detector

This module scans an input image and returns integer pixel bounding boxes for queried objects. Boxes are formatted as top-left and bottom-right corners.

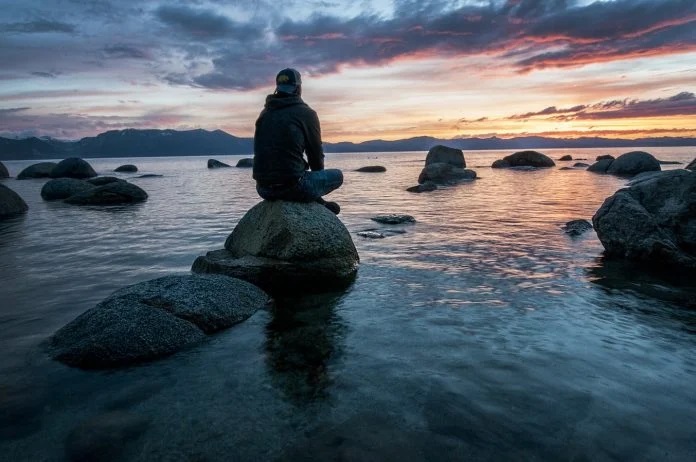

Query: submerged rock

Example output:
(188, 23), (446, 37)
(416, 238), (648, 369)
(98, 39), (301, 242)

(207, 159), (230, 169)
(0, 162), (8, 178)
(114, 164), (138, 173)
(418, 162), (476, 184)
(573, 162), (590, 168)
(65, 181), (147, 205)
(192, 201), (359, 294)
(355, 165), (386, 172)
(236, 158), (253, 168)
(49, 274), (268, 368)
(371, 214), (416, 225)
(491, 150), (555, 169)
(592, 169), (696, 270)
(50, 158), (97, 179)
(357, 231), (385, 239)
(406, 182), (437, 193)
(41, 178), (95, 200)
(17, 162), (58, 180)
(0, 184), (28, 219)
(425, 145), (465, 168)
(87, 176), (124, 186)
(65, 411), (149, 462)
(563, 219), (593, 236)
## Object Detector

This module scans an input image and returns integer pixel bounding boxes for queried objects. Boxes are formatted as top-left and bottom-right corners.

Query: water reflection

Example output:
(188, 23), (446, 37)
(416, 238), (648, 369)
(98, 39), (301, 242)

(264, 291), (348, 404)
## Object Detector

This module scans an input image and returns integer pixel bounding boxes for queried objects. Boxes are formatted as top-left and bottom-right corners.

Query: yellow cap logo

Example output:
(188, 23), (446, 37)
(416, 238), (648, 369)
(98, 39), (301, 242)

(277, 75), (289, 83)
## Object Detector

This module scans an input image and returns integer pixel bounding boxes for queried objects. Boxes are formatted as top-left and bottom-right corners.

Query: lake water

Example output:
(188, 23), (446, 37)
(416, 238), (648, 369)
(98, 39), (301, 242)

(1, 148), (695, 461)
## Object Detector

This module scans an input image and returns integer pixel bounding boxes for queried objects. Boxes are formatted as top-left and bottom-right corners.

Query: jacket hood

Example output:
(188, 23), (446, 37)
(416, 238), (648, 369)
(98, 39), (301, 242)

(264, 94), (306, 110)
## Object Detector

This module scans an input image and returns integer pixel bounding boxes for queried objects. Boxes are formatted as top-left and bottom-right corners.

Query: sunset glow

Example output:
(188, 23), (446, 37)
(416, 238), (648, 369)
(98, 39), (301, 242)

(0, 0), (694, 142)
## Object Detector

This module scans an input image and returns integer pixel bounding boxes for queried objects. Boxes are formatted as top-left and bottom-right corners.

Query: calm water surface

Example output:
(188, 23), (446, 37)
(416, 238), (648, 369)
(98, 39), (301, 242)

(1, 148), (695, 461)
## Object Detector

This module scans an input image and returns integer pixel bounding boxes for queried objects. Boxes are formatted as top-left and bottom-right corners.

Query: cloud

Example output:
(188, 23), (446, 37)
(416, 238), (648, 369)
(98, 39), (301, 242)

(574, 91), (696, 120)
(30, 71), (58, 78)
(155, 5), (263, 41)
(102, 45), (149, 59)
(508, 104), (586, 119)
(0, 107), (31, 115)
(5, 19), (75, 34)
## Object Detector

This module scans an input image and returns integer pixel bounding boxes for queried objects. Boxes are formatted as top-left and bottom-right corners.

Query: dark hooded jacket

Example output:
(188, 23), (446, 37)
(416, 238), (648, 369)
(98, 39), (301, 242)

(252, 94), (324, 185)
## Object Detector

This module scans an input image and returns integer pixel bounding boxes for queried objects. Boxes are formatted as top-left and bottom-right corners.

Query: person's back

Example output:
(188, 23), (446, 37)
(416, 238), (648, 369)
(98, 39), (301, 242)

(252, 68), (343, 214)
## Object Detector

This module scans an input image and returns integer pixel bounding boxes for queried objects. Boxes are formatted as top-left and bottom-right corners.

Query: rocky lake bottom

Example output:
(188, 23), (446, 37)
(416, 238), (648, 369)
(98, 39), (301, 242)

(1, 148), (695, 461)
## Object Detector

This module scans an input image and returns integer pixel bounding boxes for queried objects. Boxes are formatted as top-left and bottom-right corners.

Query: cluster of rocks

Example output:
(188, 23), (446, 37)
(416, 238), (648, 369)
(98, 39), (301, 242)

(207, 158), (254, 168)
(42, 177), (148, 205)
(407, 145), (477, 193)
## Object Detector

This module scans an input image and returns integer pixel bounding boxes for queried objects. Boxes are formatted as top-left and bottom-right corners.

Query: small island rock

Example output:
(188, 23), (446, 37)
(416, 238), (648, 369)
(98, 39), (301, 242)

(114, 164), (138, 173)
(192, 201), (359, 294)
(50, 158), (97, 179)
(558, 155), (573, 161)
(41, 178), (95, 200)
(236, 158), (254, 168)
(0, 184), (28, 218)
(355, 165), (386, 173)
(592, 169), (696, 270)
(48, 274), (268, 368)
(207, 159), (230, 169)
(491, 150), (555, 169)
(371, 214), (416, 225)
(65, 181), (147, 205)
(17, 162), (58, 180)
(425, 145), (465, 168)
(606, 151), (660, 176)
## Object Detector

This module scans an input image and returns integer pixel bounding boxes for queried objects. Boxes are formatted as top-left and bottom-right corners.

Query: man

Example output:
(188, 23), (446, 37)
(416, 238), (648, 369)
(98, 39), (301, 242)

(253, 68), (343, 214)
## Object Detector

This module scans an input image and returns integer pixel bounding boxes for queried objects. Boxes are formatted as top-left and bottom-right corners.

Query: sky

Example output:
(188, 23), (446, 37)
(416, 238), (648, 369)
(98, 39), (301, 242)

(0, 0), (695, 142)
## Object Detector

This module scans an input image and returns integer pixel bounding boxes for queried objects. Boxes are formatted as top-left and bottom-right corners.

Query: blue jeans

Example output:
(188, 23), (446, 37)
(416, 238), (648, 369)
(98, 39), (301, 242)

(257, 169), (343, 202)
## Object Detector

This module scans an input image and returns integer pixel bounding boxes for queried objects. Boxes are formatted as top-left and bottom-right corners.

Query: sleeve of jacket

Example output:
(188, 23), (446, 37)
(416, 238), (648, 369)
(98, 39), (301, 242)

(304, 108), (325, 171)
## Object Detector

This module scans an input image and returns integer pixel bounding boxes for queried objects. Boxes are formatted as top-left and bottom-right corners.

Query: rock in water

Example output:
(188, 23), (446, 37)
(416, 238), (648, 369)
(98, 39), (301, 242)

(87, 176), (124, 186)
(355, 165), (386, 172)
(491, 150), (555, 169)
(17, 162), (58, 180)
(114, 164), (137, 172)
(563, 219), (593, 236)
(685, 158), (695, 171)
(406, 182), (437, 193)
(592, 170), (696, 270)
(192, 201), (359, 294)
(558, 155), (573, 161)
(425, 145), (465, 168)
(65, 181), (147, 205)
(41, 178), (94, 200)
(0, 161), (8, 178)
(596, 155), (615, 161)
(50, 158), (97, 179)
(49, 274), (268, 368)
(0, 184), (28, 219)
(371, 214), (416, 225)
(587, 158), (614, 173)
(606, 151), (660, 176)
(207, 159), (230, 168)
(417, 162), (476, 184)
(236, 158), (253, 168)
(65, 411), (149, 462)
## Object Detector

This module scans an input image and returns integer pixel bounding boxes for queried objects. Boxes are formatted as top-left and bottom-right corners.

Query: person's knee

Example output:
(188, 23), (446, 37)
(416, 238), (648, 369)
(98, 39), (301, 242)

(333, 169), (344, 186)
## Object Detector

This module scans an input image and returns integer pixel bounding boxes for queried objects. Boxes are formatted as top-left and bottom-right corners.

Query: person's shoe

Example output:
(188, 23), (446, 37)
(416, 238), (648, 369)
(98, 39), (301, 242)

(324, 201), (340, 215)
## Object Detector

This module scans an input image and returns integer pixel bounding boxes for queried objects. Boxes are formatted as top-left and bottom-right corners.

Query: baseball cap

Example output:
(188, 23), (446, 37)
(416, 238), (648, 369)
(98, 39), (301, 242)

(275, 68), (302, 94)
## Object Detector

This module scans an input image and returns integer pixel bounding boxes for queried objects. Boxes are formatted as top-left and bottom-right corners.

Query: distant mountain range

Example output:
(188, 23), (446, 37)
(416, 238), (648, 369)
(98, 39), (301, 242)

(1, 128), (694, 161)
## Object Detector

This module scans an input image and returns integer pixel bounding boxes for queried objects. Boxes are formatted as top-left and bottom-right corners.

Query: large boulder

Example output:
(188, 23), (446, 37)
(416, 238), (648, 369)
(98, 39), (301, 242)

(114, 164), (138, 173)
(606, 151), (660, 176)
(592, 169), (696, 270)
(48, 274), (268, 368)
(41, 178), (95, 200)
(0, 161), (8, 178)
(207, 159), (230, 169)
(491, 150), (555, 168)
(65, 181), (147, 205)
(685, 158), (695, 171)
(0, 184), (28, 218)
(50, 158), (97, 179)
(425, 145), (465, 168)
(17, 162), (58, 180)
(192, 201), (359, 294)
(418, 162), (476, 184)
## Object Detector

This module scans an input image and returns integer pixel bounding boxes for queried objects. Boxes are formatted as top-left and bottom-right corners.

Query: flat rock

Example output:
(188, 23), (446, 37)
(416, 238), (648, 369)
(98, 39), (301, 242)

(65, 181), (147, 205)
(592, 169), (696, 270)
(236, 158), (254, 168)
(357, 231), (385, 239)
(0, 184), (28, 219)
(355, 165), (386, 172)
(406, 182), (438, 193)
(192, 201), (359, 294)
(114, 164), (138, 172)
(491, 150), (555, 169)
(17, 162), (57, 180)
(425, 145), (465, 168)
(49, 274), (268, 368)
(207, 159), (230, 168)
(371, 214), (416, 225)
(50, 158), (97, 179)
(573, 162), (590, 168)
(41, 178), (95, 200)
